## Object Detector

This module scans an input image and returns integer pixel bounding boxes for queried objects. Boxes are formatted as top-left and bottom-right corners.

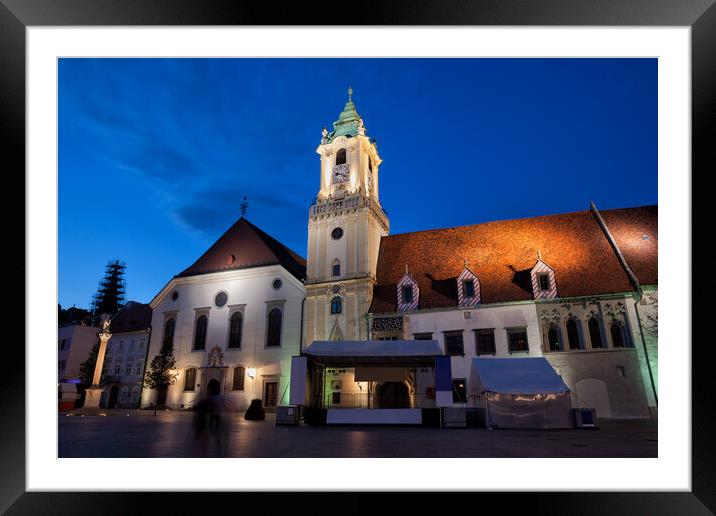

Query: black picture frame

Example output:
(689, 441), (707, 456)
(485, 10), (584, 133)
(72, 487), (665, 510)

(2, 0), (712, 513)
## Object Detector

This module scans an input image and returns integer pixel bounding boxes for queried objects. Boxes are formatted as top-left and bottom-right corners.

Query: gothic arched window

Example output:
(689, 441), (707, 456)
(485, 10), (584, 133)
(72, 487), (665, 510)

(336, 148), (347, 165)
(588, 317), (603, 349)
(162, 318), (175, 353)
(331, 296), (342, 315)
(183, 368), (196, 391)
(267, 308), (282, 347)
(548, 327), (560, 352)
(610, 319), (625, 348)
(193, 315), (207, 351)
(566, 319), (581, 350)
(332, 259), (341, 277)
(228, 312), (243, 349)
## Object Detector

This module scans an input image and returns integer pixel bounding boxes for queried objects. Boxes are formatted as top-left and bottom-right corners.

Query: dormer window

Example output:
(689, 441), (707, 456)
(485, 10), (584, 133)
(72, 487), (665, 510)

(531, 257), (557, 300)
(538, 273), (550, 291)
(336, 148), (347, 165)
(463, 280), (475, 298)
(402, 285), (413, 304)
(397, 270), (419, 312)
(457, 266), (481, 307)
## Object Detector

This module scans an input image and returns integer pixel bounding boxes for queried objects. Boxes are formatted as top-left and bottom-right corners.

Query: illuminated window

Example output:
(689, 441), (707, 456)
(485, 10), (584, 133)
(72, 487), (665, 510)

(228, 312), (243, 349)
(232, 366), (245, 391)
(267, 308), (282, 347)
(452, 379), (466, 403)
(336, 148), (347, 165)
(330, 296), (342, 315)
(193, 315), (208, 351)
(184, 368), (196, 391)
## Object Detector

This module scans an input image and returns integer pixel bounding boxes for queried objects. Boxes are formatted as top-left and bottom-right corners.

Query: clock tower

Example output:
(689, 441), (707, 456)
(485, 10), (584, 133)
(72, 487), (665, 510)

(305, 88), (389, 343)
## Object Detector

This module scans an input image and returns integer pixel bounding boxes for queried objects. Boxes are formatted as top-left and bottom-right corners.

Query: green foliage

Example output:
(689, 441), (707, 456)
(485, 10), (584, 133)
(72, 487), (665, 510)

(143, 348), (179, 393)
(78, 343), (99, 388)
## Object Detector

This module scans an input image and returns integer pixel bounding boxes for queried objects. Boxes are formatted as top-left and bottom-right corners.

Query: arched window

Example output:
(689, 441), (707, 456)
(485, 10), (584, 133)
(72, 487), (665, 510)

(184, 367), (196, 391)
(336, 148), (347, 165)
(588, 317), (603, 349)
(610, 319), (625, 348)
(331, 296), (342, 315)
(332, 259), (341, 277)
(566, 319), (581, 350)
(232, 366), (245, 391)
(267, 308), (282, 347)
(193, 315), (208, 351)
(162, 318), (175, 353)
(228, 312), (243, 349)
(548, 327), (560, 352)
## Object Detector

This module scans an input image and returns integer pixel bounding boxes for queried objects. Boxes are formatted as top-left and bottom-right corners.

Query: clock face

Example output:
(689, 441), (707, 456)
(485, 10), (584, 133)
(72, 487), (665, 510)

(332, 163), (349, 184)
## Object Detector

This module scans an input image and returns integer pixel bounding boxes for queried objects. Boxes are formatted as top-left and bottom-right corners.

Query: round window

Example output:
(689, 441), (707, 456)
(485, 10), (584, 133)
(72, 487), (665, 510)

(331, 227), (344, 240)
(272, 278), (283, 290)
(214, 291), (228, 307)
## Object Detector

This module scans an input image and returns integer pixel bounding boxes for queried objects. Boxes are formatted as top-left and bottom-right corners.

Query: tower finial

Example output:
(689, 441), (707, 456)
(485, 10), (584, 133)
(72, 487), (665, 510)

(537, 250), (542, 261)
(240, 196), (249, 218)
(405, 263), (409, 275)
(464, 257), (469, 269)
(348, 85), (353, 101)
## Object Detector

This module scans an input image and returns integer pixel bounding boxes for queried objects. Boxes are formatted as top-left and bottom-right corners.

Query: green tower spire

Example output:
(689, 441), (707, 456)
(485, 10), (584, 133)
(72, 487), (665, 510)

(325, 86), (365, 142)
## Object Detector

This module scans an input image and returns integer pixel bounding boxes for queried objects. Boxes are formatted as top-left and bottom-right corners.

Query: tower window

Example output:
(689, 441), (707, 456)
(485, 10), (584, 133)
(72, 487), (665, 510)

(463, 280), (475, 298)
(402, 285), (413, 304)
(538, 273), (550, 291)
(336, 148), (347, 165)
(331, 296), (342, 315)
(332, 259), (341, 277)
(566, 319), (581, 350)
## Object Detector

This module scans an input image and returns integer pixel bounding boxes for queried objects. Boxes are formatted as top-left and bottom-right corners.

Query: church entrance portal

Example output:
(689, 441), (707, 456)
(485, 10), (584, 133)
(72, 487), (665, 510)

(108, 385), (119, 409)
(207, 379), (221, 397)
(378, 382), (410, 409)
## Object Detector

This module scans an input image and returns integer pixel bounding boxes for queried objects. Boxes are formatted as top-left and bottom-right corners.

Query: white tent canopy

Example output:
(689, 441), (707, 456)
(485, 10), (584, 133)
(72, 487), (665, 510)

(469, 357), (570, 395)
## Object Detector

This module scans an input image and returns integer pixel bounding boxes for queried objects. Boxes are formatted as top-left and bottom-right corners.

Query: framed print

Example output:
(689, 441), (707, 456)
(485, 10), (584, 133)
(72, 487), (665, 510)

(2, 0), (713, 513)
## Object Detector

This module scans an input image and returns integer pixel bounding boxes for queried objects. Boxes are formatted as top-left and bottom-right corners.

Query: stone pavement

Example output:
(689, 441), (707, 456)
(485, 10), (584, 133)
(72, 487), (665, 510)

(58, 410), (657, 458)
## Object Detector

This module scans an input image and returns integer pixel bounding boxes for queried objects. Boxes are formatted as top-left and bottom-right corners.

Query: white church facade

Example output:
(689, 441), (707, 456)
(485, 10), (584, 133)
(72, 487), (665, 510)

(133, 88), (657, 426)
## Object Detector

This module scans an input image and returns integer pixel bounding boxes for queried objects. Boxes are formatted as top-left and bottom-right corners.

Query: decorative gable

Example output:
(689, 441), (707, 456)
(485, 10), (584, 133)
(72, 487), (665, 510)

(457, 266), (481, 307)
(397, 268), (419, 312)
(531, 255), (558, 300)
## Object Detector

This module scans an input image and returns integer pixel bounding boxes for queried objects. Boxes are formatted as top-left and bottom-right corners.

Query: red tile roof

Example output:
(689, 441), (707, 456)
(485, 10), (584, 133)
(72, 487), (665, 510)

(177, 217), (306, 281)
(369, 205), (657, 314)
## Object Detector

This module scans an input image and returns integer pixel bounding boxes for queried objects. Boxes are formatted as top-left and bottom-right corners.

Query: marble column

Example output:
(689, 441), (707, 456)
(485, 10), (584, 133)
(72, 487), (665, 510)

(82, 329), (112, 409)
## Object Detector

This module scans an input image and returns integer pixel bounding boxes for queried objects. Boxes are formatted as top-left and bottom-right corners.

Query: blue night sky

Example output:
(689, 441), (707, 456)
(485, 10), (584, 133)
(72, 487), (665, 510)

(59, 58), (656, 308)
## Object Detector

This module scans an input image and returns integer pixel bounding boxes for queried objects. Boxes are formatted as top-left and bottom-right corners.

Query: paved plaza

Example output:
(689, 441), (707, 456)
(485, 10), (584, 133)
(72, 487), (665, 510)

(58, 410), (657, 458)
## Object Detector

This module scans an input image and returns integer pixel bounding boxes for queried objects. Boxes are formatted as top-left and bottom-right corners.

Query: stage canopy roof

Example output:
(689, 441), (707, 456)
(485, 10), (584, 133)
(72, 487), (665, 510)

(303, 340), (442, 366)
(469, 357), (570, 395)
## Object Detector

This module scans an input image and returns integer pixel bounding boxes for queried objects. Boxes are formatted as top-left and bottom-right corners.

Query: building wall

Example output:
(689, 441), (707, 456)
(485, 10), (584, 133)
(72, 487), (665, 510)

(140, 265), (305, 412)
(627, 286), (658, 409)
(101, 329), (149, 409)
(57, 324), (99, 383)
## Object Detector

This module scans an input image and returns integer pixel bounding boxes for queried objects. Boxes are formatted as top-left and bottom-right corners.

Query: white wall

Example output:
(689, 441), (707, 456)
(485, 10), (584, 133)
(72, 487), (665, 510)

(57, 324), (99, 382)
(141, 265), (305, 411)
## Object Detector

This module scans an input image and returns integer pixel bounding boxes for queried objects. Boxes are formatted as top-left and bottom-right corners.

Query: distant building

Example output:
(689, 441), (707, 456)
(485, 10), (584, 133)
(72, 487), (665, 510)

(100, 301), (152, 409)
(58, 323), (99, 384)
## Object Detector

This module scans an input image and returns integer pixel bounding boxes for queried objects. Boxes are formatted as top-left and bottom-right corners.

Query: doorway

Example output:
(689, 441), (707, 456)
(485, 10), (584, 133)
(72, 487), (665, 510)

(378, 382), (410, 408)
(108, 385), (119, 409)
(207, 379), (221, 397)
(264, 381), (278, 410)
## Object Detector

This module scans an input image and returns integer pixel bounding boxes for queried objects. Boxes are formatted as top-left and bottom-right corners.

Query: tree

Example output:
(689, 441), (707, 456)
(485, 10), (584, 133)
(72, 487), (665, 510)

(78, 343), (99, 389)
(90, 260), (127, 318)
(143, 348), (179, 415)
